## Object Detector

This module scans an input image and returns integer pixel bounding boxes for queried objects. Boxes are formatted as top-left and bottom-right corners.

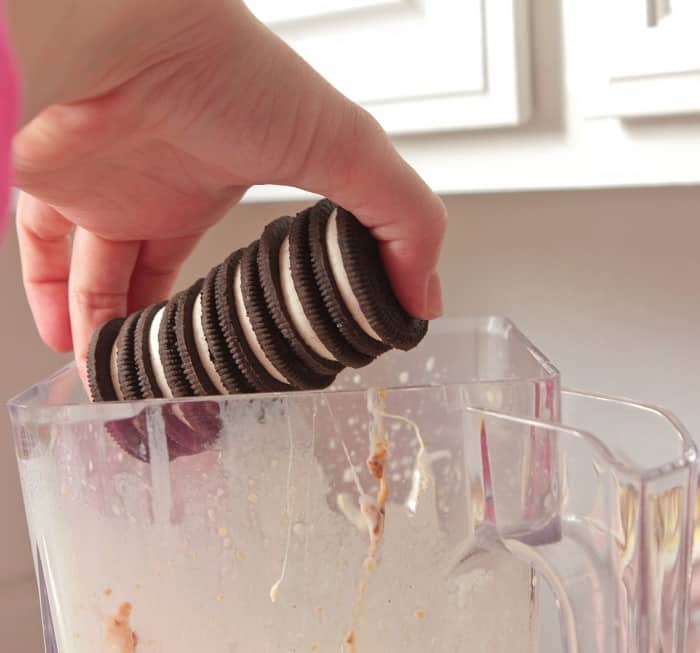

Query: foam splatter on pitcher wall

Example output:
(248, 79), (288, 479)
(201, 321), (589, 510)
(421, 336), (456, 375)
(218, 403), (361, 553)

(12, 318), (554, 652)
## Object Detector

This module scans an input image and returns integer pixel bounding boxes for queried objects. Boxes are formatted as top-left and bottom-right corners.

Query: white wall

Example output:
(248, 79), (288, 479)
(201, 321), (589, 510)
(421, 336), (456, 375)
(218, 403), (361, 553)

(438, 187), (700, 434)
(2, 186), (700, 649)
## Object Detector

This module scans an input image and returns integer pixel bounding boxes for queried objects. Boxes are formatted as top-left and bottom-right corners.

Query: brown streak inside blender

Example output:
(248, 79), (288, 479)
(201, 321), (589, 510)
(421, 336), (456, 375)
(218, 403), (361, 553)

(105, 602), (138, 652)
(344, 389), (390, 652)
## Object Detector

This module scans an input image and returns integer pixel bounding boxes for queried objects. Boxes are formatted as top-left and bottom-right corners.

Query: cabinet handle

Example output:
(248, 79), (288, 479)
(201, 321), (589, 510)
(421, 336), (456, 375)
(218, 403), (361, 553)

(647, 0), (672, 27)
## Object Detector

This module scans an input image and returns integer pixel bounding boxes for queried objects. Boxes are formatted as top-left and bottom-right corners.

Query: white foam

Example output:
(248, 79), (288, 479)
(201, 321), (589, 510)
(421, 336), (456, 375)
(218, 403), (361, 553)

(192, 293), (228, 394)
(279, 237), (336, 361)
(269, 414), (295, 603)
(233, 264), (288, 384)
(149, 307), (173, 399)
(325, 208), (382, 342)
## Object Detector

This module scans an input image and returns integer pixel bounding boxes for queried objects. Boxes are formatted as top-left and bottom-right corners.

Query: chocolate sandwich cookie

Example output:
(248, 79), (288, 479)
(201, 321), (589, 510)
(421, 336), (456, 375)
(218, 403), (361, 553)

(241, 239), (335, 390)
(165, 438), (195, 460)
(88, 197), (431, 422)
(111, 411), (194, 463)
(200, 265), (254, 394)
(215, 248), (292, 392)
(135, 301), (167, 399)
(162, 400), (222, 455)
(288, 208), (374, 369)
(165, 281), (225, 453)
(258, 216), (343, 378)
(116, 310), (144, 401)
(158, 292), (194, 398)
(307, 200), (390, 359)
(89, 318), (151, 460)
(335, 205), (428, 350)
(175, 279), (220, 397)
(106, 416), (150, 462)
(87, 317), (125, 402)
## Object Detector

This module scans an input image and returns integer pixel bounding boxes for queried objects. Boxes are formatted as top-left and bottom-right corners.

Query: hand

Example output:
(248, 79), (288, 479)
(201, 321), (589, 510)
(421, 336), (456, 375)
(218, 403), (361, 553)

(12, 0), (446, 375)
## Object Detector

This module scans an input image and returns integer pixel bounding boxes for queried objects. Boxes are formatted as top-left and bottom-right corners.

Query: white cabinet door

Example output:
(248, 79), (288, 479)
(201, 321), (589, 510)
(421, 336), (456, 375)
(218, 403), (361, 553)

(241, 0), (700, 200)
(586, 0), (700, 118)
(245, 0), (532, 134)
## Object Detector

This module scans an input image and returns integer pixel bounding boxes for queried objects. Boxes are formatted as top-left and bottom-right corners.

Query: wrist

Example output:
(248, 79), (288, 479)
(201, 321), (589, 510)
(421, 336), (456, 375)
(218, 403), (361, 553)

(6, 0), (238, 126)
(7, 0), (89, 124)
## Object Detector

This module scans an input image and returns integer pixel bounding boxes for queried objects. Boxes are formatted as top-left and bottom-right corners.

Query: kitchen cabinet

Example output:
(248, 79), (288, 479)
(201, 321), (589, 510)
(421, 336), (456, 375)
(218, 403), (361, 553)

(246, 0), (531, 135)
(586, 0), (700, 118)
(243, 0), (700, 201)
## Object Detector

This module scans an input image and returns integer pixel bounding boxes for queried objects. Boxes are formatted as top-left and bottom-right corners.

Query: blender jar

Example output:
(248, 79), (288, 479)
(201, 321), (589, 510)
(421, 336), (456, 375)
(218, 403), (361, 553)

(8, 317), (696, 652)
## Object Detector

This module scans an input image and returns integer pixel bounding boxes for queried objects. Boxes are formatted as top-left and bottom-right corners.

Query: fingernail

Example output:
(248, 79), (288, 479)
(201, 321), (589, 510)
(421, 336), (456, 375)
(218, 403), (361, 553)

(426, 272), (443, 319)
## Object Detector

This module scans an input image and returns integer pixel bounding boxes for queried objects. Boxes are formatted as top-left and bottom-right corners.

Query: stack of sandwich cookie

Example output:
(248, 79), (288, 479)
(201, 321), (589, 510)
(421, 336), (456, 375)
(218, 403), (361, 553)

(87, 199), (429, 458)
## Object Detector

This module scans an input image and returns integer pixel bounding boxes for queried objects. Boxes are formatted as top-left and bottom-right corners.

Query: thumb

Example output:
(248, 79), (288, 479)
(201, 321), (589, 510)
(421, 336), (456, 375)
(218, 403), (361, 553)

(292, 104), (447, 320)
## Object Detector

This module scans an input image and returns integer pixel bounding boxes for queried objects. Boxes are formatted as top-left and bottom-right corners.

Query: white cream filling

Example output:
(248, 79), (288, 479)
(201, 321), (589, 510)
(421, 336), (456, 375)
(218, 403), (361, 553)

(149, 307), (173, 399)
(233, 264), (289, 384)
(109, 341), (125, 401)
(326, 208), (382, 341)
(192, 293), (228, 394)
(279, 237), (336, 361)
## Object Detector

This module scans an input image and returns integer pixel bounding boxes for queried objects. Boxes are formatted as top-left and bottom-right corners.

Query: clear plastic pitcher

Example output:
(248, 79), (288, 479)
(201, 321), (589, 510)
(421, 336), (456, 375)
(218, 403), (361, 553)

(7, 318), (697, 652)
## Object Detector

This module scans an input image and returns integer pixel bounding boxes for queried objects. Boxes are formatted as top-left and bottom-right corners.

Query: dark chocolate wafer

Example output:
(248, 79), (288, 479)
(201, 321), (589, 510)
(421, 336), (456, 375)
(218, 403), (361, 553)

(335, 205), (428, 350)
(87, 317), (125, 402)
(307, 200), (390, 358)
(116, 310), (144, 401)
(288, 208), (373, 369)
(258, 216), (342, 378)
(241, 240), (335, 390)
(109, 411), (195, 463)
(200, 265), (255, 394)
(88, 318), (151, 461)
(158, 292), (194, 398)
(135, 301), (167, 399)
(162, 400), (222, 455)
(106, 417), (150, 462)
(215, 248), (291, 392)
(175, 279), (219, 397)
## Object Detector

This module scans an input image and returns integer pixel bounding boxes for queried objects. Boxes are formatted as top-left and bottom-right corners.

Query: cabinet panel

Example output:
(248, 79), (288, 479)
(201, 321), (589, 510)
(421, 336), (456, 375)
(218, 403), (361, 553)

(249, 0), (403, 25)
(243, 0), (700, 200)
(586, 0), (700, 118)
(246, 0), (532, 134)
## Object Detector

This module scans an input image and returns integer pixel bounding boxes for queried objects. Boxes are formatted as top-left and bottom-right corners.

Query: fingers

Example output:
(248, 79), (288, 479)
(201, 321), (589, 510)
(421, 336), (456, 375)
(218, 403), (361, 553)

(69, 228), (140, 372)
(16, 193), (73, 351)
(127, 234), (203, 311)
(69, 232), (202, 376)
(21, 204), (202, 378)
(257, 28), (447, 319)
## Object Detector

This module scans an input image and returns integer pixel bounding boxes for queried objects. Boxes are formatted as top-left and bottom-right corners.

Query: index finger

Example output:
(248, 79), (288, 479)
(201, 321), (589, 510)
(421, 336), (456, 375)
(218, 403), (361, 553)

(68, 228), (140, 375)
(16, 193), (74, 351)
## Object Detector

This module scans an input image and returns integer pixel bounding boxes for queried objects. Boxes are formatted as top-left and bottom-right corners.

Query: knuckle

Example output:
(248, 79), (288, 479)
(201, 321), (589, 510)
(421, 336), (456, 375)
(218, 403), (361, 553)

(326, 105), (384, 189)
(275, 94), (327, 184)
(287, 99), (386, 190)
(72, 287), (127, 319)
(433, 200), (449, 239)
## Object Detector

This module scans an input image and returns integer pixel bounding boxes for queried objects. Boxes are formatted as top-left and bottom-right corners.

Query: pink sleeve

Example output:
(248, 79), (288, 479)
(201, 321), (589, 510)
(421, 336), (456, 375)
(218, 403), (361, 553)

(0, 2), (18, 237)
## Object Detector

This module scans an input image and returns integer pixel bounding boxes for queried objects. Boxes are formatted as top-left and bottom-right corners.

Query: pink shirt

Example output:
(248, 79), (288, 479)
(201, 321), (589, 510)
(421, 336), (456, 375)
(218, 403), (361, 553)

(0, 2), (18, 237)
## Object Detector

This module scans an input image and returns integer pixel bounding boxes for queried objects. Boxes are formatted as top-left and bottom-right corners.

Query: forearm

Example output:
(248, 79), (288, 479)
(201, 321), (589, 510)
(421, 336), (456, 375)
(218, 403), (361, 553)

(7, 0), (110, 124)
